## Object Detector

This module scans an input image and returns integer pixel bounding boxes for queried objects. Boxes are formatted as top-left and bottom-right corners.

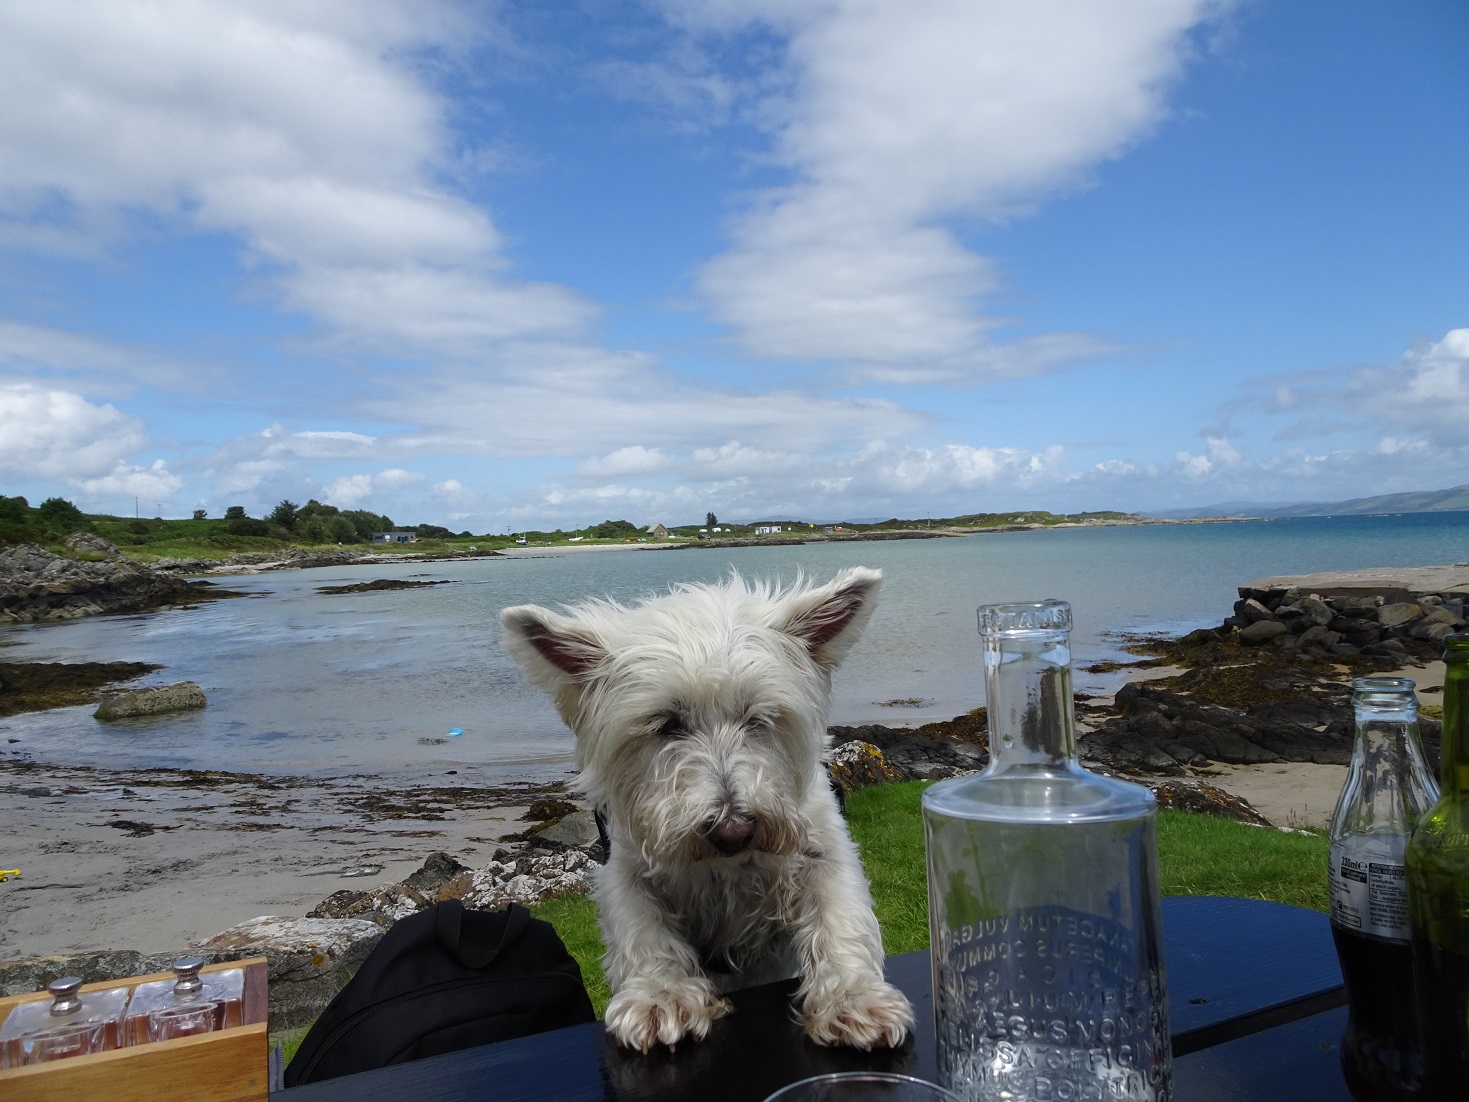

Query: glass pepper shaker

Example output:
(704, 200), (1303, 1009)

(124, 957), (245, 1045)
(922, 599), (1171, 1101)
(0, 976), (130, 1067)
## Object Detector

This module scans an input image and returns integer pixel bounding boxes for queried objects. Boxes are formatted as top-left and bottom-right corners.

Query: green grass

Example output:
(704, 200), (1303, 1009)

(527, 779), (1330, 1019)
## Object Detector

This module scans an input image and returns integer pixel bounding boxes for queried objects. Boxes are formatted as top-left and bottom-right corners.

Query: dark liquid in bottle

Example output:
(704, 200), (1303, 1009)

(1331, 924), (1422, 1102)
(1411, 933), (1469, 1102)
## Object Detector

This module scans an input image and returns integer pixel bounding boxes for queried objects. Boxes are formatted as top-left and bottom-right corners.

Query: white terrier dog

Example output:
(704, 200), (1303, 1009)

(501, 567), (913, 1053)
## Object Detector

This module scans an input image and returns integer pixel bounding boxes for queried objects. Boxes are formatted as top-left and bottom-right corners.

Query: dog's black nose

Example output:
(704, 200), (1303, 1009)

(707, 816), (755, 854)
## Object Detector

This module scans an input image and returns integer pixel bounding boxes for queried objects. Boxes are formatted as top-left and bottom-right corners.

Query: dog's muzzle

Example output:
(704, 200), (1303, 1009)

(702, 813), (757, 855)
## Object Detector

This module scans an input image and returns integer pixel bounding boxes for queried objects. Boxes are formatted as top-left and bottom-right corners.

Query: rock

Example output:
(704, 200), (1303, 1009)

(192, 916), (383, 1032)
(94, 680), (207, 720)
(306, 890), (374, 920)
(1378, 602), (1422, 629)
(64, 532), (122, 559)
(1298, 597), (1334, 626)
(0, 951), (182, 998)
(401, 851), (471, 896)
(533, 810), (602, 848)
(1238, 620), (1289, 645)
(367, 883), (432, 923)
(1142, 778), (1272, 826)
(827, 740), (908, 795)
(452, 850), (596, 911)
(1237, 598), (1279, 624)
(0, 544), (233, 623)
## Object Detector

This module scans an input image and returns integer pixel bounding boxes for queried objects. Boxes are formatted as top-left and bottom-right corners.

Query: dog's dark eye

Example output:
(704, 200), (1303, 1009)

(746, 713), (778, 735)
(654, 715), (684, 739)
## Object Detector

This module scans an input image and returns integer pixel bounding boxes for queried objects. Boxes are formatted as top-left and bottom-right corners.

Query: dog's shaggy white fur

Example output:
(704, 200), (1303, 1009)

(501, 567), (914, 1053)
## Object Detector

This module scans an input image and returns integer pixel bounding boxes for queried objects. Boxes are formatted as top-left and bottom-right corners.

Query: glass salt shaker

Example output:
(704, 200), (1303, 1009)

(0, 977), (131, 1067)
(922, 600), (1171, 1102)
(124, 958), (245, 1045)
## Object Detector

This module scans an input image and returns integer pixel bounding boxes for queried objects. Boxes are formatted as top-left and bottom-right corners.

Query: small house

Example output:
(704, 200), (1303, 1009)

(372, 531), (418, 544)
(754, 524), (781, 535)
(646, 523), (670, 539)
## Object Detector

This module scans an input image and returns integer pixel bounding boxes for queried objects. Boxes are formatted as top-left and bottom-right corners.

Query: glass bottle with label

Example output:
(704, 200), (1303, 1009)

(0, 977), (130, 1067)
(922, 600), (1171, 1102)
(1327, 676), (1439, 1101)
(1406, 634), (1469, 1100)
(123, 958), (245, 1045)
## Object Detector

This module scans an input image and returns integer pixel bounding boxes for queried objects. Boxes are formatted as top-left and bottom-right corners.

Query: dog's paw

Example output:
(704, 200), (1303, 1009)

(604, 980), (732, 1053)
(802, 981), (914, 1050)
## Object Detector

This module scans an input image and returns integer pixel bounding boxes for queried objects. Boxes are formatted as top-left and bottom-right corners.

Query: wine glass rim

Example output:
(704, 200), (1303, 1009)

(764, 1071), (960, 1101)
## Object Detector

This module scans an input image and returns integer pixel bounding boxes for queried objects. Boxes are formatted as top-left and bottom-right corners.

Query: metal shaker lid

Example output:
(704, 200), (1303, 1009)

(47, 977), (83, 1016)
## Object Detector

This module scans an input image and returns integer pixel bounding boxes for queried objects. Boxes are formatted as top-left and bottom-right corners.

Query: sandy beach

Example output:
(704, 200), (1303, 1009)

(0, 762), (561, 961)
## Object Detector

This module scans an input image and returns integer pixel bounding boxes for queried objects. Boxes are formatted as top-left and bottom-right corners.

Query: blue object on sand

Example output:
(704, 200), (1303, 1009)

(446, 727), (464, 738)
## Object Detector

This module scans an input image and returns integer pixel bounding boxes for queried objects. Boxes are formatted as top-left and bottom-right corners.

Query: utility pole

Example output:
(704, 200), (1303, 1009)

(135, 497), (139, 518)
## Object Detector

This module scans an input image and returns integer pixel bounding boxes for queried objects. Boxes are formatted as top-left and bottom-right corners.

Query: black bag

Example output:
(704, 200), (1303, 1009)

(284, 899), (596, 1085)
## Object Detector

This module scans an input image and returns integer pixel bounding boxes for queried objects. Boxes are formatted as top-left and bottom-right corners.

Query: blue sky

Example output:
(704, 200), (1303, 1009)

(0, 0), (1465, 531)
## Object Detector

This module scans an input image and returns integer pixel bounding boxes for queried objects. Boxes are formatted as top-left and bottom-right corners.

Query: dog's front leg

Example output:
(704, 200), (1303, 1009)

(788, 811), (914, 1050)
(597, 856), (731, 1052)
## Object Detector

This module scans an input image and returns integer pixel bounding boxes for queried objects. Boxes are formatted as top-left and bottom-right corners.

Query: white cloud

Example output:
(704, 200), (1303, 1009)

(681, 0), (1222, 378)
(260, 424), (377, 459)
(1345, 328), (1469, 444)
(367, 341), (927, 457)
(75, 458), (183, 502)
(0, 383), (145, 480)
(323, 467), (425, 508)
(0, 2), (592, 357)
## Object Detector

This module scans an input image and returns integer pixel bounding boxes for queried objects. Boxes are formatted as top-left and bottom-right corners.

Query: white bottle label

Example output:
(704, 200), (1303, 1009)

(1328, 840), (1410, 941)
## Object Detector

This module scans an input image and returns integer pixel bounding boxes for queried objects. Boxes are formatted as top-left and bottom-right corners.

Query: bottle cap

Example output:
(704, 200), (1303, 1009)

(171, 957), (206, 996)
(47, 977), (83, 1016)
(978, 600), (1071, 636)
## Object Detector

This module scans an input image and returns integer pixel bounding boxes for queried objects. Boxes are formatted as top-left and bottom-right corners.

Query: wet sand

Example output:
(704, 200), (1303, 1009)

(0, 762), (565, 960)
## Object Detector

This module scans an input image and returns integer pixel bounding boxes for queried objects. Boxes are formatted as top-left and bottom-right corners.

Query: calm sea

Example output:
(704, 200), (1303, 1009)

(3, 513), (1466, 786)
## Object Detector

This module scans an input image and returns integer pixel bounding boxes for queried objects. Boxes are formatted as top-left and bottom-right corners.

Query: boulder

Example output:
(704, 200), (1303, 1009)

(1298, 597), (1334, 626)
(1238, 620), (1289, 645)
(447, 850), (596, 911)
(94, 680), (207, 720)
(192, 916), (383, 1032)
(64, 532), (123, 559)
(533, 810), (602, 849)
(0, 951), (180, 998)
(1237, 598), (1279, 625)
(401, 851), (471, 896)
(827, 740), (908, 794)
(1378, 603), (1422, 629)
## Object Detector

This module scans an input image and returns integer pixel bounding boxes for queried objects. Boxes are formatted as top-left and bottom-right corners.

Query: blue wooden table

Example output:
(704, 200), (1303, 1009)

(276, 895), (1351, 1102)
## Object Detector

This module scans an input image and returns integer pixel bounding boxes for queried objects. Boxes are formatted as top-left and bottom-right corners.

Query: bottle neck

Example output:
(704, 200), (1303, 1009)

(983, 628), (1077, 772)
(1443, 647), (1469, 798)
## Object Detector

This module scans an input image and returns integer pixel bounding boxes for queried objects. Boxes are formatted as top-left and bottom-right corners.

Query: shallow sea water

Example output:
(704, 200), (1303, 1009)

(2, 512), (1466, 785)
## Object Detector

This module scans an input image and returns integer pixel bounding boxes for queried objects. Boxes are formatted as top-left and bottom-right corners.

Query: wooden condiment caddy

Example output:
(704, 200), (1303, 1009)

(0, 958), (268, 1102)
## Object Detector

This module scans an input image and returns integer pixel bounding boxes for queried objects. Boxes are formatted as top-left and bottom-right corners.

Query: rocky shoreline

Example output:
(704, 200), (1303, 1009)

(0, 539), (246, 624)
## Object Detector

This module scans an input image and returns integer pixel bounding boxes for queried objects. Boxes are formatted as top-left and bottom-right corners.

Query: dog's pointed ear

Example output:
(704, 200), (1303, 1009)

(501, 605), (605, 691)
(777, 567), (881, 670)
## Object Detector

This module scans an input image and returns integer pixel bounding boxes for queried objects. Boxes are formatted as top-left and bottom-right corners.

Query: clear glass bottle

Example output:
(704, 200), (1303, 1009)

(1326, 676), (1439, 1101)
(0, 977), (130, 1067)
(1407, 634), (1469, 1100)
(123, 958), (245, 1045)
(922, 600), (1170, 1102)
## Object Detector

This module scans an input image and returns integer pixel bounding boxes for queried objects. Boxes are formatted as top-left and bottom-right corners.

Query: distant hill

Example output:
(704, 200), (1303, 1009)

(1147, 484), (1469, 520)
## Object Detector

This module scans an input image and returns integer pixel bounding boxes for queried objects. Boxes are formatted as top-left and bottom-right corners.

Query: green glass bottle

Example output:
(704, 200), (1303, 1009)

(1406, 633), (1469, 1100)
